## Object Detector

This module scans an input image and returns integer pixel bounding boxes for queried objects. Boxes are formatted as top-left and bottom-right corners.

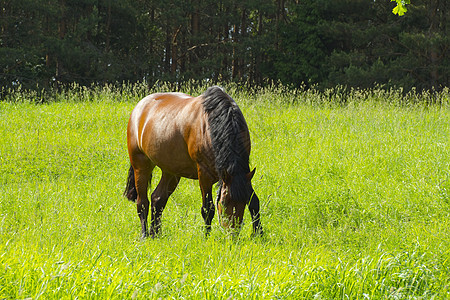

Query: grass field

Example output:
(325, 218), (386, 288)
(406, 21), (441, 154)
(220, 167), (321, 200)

(0, 84), (449, 299)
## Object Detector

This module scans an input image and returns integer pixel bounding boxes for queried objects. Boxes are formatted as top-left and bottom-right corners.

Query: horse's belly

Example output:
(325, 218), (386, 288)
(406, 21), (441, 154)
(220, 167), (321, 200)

(143, 136), (199, 179)
(153, 156), (199, 179)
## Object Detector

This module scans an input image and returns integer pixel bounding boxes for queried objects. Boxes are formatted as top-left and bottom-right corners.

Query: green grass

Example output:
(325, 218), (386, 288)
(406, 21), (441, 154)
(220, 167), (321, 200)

(0, 85), (449, 299)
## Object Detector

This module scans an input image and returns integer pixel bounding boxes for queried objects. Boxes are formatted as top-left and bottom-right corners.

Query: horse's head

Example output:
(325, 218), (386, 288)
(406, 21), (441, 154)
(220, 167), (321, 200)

(216, 168), (256, 231)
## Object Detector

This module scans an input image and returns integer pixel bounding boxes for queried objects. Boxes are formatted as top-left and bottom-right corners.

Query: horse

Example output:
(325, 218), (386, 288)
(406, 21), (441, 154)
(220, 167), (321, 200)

(123, 86), (263, 238)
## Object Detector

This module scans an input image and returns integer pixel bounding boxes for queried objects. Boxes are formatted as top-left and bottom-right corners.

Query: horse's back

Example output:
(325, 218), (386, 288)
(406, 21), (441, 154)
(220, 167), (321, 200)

(127, 92), (210, 179)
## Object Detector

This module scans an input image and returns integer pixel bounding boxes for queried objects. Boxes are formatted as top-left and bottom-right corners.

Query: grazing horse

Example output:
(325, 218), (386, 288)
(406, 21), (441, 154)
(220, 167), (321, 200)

(124, 86), (263, 238)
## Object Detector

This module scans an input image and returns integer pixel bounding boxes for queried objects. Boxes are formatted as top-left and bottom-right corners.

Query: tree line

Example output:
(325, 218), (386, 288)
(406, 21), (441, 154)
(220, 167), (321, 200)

(1, 0), (448, 93)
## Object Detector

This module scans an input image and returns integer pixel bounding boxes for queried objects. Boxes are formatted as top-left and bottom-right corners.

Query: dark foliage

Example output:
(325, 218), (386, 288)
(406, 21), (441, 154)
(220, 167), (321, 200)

(1, 0), (448, 95)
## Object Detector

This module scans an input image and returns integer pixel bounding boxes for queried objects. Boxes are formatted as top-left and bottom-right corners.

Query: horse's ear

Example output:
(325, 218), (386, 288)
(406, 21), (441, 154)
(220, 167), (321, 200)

(247, 168), (256, 181)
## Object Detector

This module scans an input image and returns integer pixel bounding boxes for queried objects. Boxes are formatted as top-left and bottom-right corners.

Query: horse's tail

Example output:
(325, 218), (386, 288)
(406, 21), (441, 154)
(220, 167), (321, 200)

(124, 165), (137, 202)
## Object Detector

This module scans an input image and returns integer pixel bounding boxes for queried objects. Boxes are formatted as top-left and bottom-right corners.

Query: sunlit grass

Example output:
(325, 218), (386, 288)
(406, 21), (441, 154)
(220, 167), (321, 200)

(0, 85), (449, 298)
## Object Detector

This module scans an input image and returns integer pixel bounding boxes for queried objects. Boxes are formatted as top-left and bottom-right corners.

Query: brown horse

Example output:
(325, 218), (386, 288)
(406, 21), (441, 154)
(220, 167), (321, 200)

(124, 86), (263, 238)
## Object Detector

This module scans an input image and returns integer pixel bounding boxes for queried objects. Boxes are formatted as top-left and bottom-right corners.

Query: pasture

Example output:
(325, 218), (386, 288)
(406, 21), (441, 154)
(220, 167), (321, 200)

(0, 85), (449, 299)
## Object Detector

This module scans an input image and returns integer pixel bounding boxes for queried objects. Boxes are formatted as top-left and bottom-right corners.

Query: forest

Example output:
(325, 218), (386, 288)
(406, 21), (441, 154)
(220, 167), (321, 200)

(1, 0), (448, 93)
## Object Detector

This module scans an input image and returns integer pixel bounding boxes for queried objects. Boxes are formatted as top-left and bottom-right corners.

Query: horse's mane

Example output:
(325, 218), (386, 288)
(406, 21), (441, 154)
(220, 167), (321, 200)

(202, 86), (252, 203)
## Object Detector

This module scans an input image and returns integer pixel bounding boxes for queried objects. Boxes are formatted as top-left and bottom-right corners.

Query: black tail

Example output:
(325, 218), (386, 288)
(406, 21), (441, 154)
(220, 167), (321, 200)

(124, 165), (137, 202)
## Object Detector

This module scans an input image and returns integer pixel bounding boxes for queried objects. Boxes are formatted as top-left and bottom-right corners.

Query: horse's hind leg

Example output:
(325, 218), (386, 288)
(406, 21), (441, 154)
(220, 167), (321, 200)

(132, 154), (155, 238)
(150, 172), (180, 237)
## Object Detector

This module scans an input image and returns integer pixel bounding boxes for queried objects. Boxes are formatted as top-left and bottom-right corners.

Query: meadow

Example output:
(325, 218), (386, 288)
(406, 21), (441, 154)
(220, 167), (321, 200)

(0, 84), (449, 299)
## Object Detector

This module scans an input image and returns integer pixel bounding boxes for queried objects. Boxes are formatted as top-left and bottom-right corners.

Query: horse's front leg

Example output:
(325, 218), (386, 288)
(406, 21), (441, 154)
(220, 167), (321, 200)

(201, 190), (215, 236)
(248, 192), (263, 237)
(198, 171), (215, 236)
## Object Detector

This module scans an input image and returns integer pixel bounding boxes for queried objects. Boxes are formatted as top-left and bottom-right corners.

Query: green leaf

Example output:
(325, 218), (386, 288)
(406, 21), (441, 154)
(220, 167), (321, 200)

(391, 0), (409, 16)
(392, 4), (407, 16)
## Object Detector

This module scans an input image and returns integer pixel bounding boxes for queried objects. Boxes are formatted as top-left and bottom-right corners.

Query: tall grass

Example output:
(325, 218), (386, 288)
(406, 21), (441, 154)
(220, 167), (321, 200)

(0, 84), (449, 298)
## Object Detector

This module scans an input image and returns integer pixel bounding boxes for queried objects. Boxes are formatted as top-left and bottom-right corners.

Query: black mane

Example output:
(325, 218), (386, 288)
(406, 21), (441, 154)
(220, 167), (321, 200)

(202, 86), (252, 203)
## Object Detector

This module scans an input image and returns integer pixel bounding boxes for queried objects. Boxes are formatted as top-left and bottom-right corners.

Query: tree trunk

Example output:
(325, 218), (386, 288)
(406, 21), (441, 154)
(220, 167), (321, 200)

(192, 8), (199, 35)
(171, 26), (181, 75)
(105, 2), (111, 52)
(56, 0), (66, 82)
(165, 24), (171, 73)
(428, 0), (439, 87)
